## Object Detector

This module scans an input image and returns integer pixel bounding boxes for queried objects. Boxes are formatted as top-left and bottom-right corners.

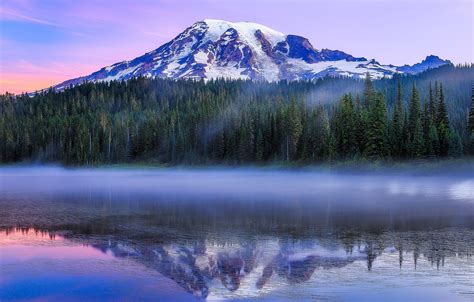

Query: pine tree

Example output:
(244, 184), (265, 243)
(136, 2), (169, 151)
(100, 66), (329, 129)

(315, 107), (330, 160)
(0, 75), (471, 165)
(363, 72), (375, 107)
(434, 81), (439, 105)
(286, 97), (302, 161)
(428, 82), (436, 123)
(429, 125), (440, 156)
(408, 84), (424, 157)
(255, 130), (264, 161)
(334, 94), (357, 159)
(422, 103), (435, 157)
(213, 130), (225, 160)
(412, 120), (425, 158)
(468, 85), (474, 155)
(355, 94), (368, 155)
(366, 92), (388, 158)
(436, 83), (450, 156)
(237, 123), (249, 163)
(391, 78), (404, 157)
(448, 130), (463, 157)
(436, 84), (450, 128)
(400, 111), (410, 158)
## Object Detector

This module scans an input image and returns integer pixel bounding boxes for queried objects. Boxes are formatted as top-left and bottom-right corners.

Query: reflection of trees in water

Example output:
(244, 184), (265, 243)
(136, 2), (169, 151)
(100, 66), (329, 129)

(1, 226), (473, 299)
(2, 226), (57, 239)
(3, 192), (474, 236)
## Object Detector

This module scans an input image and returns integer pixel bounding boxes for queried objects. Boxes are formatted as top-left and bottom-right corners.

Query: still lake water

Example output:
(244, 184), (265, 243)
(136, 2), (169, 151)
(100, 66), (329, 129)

(0, 167), (473, 301)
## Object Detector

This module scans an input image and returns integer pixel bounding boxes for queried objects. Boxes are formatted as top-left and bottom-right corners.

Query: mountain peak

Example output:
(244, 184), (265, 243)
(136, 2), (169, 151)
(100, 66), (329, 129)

(197, 19), (286, 48)
(51, 20), (451, 91)
(423, 55), (449, 64)
(201, 19), (285, 36)
(396, 55), (451, 74)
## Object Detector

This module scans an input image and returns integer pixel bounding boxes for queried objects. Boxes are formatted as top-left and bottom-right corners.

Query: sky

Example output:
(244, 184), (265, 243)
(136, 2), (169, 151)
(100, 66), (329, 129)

(0, 0), (472, 94)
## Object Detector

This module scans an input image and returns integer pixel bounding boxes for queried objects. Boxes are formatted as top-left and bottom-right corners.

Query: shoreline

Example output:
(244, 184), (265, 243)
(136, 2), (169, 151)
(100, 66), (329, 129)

(2, 158), (474, 176)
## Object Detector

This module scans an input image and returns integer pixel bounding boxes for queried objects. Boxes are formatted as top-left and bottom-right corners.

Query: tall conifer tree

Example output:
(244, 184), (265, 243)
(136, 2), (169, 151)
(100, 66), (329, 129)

(366, 92), (388, 158)
(468, 85), (474, 154)
(391, 78), (404, 157)
(408, 84), (424, 157)
(436, 84), (450, 156)
(363, 72), (375, 107)
(334, 94), (357, 159)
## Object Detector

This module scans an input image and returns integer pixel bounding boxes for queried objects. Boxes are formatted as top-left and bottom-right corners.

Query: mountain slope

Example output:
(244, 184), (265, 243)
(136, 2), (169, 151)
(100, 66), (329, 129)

(53, 19), (451, 90)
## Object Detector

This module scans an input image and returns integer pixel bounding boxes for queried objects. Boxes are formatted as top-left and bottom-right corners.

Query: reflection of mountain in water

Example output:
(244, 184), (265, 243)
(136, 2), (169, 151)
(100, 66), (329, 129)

(1, 169), (473, 299)
(4, 227), (472, 299)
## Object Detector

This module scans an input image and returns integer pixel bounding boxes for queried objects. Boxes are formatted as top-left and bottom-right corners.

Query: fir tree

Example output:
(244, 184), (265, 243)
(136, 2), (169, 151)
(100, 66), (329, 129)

(391, 78), (404, 157)
(237, 124), (249, 163)
(355, 94), (368, 155)
(255, 130), (264, 161)
(0, 74), (470, 165)
(333, 94), (357, 159)
(429, 125), (440, 157)
(363, 72), (375, 107)
(468, 85), (474, 154)
(436, 84), (450, 128)
(422, 103), (435, 157)
(366, 92), (388, 158)
(408, 84), (424, 157)
(448, 130), (463, 157)
(286, 97), (302, 161)
(436, 83), (450, 156)
(428, 82), (436, 123)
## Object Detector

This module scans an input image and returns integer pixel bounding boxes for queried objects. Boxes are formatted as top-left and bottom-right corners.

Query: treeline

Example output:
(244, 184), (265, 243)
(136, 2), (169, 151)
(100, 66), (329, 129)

(1, 66), (473, 165)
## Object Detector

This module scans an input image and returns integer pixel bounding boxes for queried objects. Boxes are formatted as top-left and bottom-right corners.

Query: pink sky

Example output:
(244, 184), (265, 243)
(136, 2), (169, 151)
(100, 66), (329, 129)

(0, 228), (115, 262)
(0, 0), (472, 94)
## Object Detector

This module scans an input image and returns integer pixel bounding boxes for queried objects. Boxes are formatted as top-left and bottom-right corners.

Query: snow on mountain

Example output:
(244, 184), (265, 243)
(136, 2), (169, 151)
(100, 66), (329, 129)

(52, 19), (451, 90)
(396, 55), (451, 74)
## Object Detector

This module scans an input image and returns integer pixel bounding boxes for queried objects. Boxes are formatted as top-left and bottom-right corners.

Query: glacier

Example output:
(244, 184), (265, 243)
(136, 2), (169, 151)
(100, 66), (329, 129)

(51, 19), (451, 91)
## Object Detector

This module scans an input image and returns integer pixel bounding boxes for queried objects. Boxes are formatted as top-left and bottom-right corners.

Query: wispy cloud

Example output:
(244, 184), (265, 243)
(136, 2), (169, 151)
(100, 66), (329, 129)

(143, 31), (172, 39)
(0, 6), (92, 39)
(0, 0), (471, 94)
(0, 7), (59, 26)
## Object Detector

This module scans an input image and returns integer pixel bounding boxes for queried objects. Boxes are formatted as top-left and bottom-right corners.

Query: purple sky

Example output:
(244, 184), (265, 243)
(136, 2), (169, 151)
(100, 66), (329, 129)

(0, 0), (472, 94)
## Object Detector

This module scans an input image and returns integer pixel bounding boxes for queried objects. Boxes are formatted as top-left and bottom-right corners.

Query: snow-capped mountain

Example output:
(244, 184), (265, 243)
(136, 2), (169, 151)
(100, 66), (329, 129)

(53, 19), (451, 90)
(86, 236), (367, 299)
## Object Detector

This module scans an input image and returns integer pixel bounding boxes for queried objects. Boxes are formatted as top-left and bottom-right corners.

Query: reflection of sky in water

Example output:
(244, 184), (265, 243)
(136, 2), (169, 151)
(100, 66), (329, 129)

(1, 227), (474, 301)
(0, 229), (192, 301)
(0, 230), (113, 265)
(0, 167), (473, 301)
(450, 180), (474, 202)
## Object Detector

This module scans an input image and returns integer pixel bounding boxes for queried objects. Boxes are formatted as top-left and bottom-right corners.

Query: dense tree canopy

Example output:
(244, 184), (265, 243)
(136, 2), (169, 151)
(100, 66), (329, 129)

(468, 85), (474, 154)
(1, 65), (473, 165)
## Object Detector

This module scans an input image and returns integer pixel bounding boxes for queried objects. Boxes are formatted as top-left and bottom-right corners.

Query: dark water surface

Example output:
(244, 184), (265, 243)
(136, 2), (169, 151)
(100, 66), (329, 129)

(1, 167), (473, 301)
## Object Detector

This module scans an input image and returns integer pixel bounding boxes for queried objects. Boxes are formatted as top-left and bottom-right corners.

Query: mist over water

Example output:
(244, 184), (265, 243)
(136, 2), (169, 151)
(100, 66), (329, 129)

(2, 166), (474, 202)
(1, 166), (473, 301)
(1, 166), (473, 228)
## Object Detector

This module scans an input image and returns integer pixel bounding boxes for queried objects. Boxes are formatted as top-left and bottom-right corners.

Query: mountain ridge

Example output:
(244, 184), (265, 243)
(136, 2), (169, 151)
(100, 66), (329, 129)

(51, 19), (452, 91)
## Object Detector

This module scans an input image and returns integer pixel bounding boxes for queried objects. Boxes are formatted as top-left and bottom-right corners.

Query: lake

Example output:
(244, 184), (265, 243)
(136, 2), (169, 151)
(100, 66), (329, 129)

(1, 167), (473, 301)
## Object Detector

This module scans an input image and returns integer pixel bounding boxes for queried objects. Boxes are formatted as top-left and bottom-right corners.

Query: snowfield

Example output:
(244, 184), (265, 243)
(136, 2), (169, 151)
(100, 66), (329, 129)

(51, 19), (450, 90)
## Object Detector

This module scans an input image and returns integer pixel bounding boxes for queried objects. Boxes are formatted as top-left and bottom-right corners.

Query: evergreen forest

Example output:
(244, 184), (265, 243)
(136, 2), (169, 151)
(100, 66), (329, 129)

(1, 64), (473, 165)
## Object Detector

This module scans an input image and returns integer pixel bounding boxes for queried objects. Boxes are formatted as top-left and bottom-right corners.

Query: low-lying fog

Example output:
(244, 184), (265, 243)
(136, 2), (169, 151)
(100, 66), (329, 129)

(1, 166), (473, 203)
(2, 166), (473, 301)
(1, 166), (473, 230)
